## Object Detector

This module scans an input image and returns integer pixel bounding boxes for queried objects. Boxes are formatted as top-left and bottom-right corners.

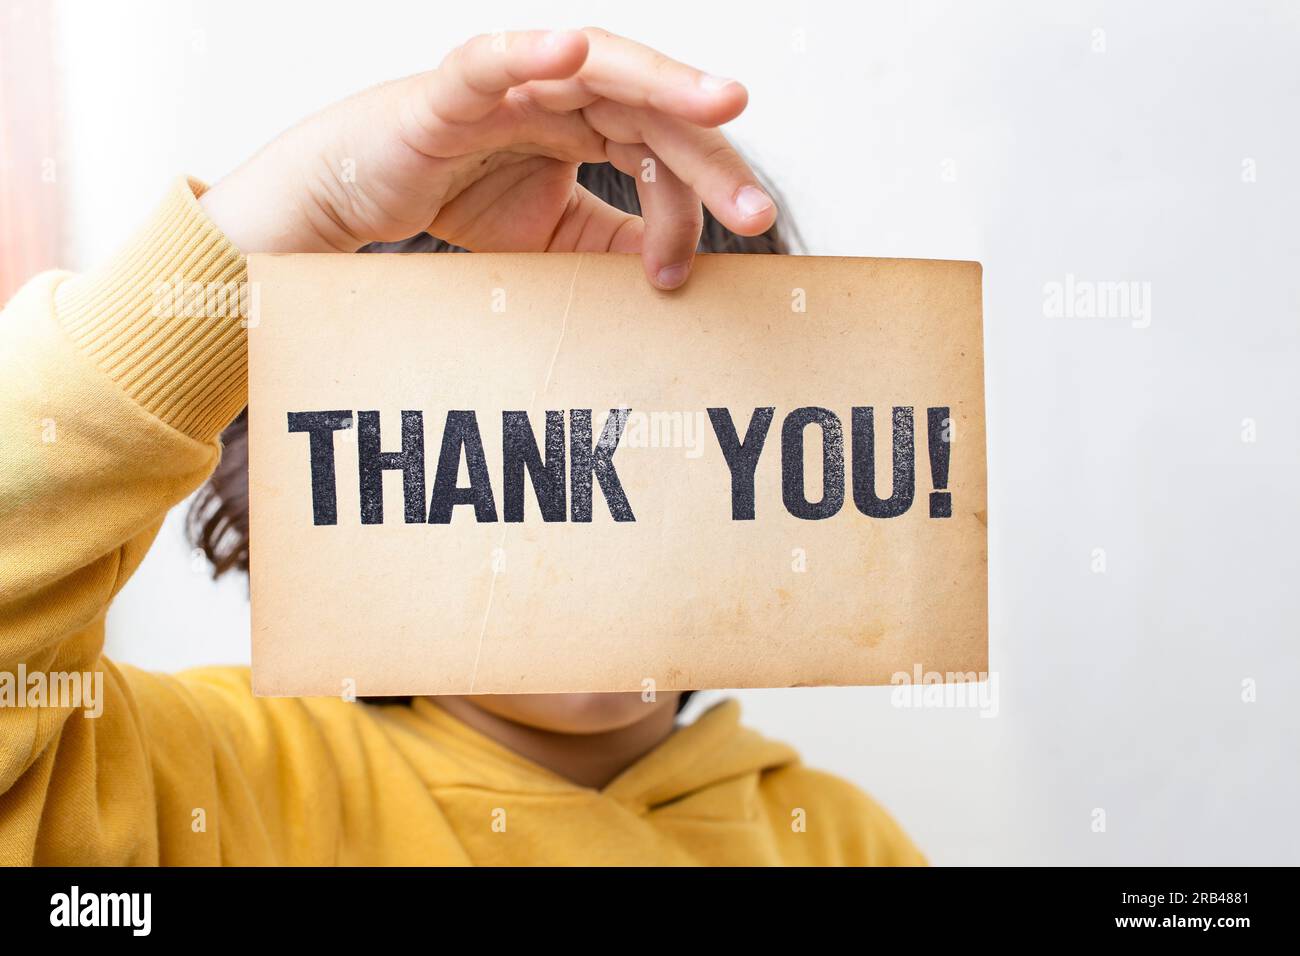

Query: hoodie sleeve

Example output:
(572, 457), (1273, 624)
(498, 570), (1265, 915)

(0, 179), (341, 864)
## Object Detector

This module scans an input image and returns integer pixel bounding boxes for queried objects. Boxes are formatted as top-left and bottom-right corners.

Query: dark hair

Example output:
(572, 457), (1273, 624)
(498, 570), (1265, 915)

(188, 161), (798, 706)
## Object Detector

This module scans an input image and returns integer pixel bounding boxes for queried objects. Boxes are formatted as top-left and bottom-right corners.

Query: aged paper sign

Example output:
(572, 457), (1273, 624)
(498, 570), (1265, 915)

(246, 253), (986, 697)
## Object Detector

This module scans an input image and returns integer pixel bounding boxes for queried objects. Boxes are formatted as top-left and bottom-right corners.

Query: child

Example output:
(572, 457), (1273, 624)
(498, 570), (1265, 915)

(0, 28), (924, 865)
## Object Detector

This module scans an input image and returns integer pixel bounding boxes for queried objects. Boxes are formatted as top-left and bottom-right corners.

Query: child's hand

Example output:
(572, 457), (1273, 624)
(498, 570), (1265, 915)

(200, 28), (776, 289)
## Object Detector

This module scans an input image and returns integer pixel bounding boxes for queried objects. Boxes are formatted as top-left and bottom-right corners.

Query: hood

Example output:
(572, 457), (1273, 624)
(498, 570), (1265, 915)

(397, 696), (799, 811)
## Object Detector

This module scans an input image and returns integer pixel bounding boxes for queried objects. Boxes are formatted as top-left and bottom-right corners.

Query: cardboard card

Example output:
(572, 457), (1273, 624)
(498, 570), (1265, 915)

(245, 252), (986, 697)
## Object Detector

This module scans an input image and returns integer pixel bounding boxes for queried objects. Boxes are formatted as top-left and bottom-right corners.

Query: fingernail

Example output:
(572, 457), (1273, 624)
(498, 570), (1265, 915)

(735, 185), (774, 220)
(699, 74), (737, 93)
(656, 262), (691, 289)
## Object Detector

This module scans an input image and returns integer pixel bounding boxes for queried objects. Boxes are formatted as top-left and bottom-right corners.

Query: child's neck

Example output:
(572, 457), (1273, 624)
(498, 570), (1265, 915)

(431, 697), (679, 790)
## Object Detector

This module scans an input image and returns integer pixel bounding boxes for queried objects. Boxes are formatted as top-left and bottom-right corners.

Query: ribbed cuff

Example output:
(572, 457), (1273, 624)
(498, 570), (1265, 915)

(55, 177), (248, 442)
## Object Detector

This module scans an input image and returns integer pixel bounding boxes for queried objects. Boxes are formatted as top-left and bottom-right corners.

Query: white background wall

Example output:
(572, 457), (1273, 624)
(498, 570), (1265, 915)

(45, 0), (1299, 864)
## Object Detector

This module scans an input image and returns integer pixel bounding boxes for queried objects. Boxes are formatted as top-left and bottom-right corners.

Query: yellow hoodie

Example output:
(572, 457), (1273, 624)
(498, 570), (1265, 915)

(0, 179), (926, 866)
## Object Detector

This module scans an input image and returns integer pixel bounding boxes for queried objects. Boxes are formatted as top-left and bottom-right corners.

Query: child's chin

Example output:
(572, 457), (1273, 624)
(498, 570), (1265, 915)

(477, 691), (670, 735)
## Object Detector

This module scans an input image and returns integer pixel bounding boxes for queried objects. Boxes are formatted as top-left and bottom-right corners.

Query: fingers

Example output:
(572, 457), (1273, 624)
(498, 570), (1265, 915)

(545, 185), (646, 255)
(607, 143), (702, 289)
(580, 28), (748, 126)
(521, 27), (747, 127)
(423, 30), (590, 125)
(404, 26), (770, 294)
(586, 100), (777, 237)
(422, 96), (607, 165)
